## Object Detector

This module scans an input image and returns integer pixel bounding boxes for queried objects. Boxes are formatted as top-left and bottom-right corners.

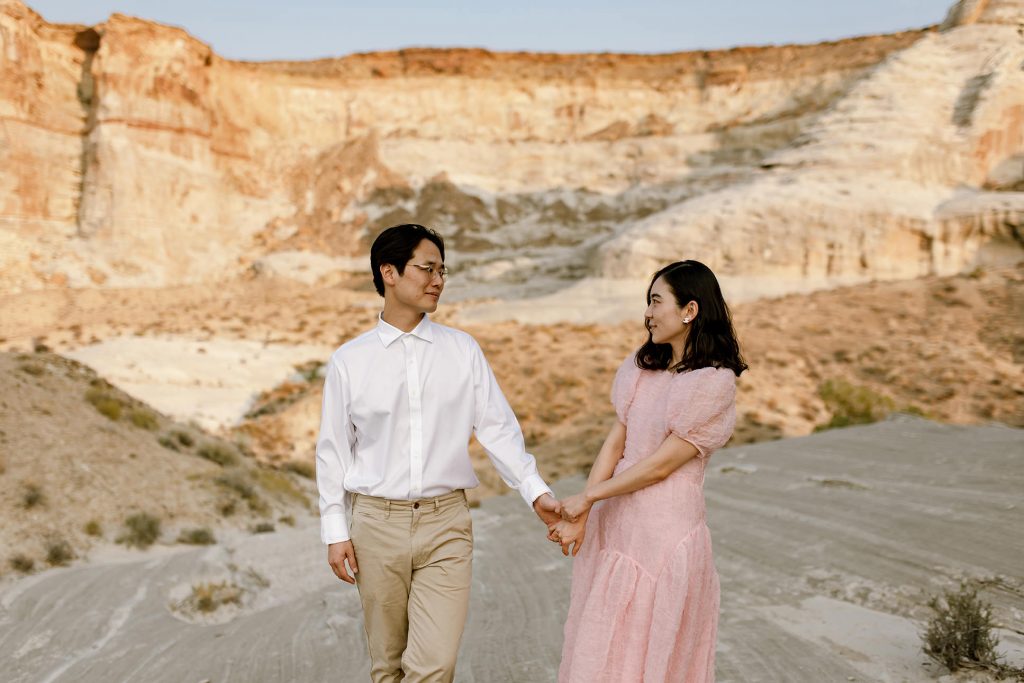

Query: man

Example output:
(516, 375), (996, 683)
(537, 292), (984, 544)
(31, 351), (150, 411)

(316, 223), (562, 682)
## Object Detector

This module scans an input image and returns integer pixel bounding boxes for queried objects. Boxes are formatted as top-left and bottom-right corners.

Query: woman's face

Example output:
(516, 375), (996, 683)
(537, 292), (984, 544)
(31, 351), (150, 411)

(645, 276), (691, 345)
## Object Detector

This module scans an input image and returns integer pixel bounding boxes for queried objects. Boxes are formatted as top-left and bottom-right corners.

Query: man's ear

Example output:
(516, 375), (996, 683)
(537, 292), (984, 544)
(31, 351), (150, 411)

(380, 263), (397, 288)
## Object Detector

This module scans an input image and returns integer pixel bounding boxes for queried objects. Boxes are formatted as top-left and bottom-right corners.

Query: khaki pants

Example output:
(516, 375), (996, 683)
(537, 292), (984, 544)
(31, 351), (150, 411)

(350, 490), (474, 683)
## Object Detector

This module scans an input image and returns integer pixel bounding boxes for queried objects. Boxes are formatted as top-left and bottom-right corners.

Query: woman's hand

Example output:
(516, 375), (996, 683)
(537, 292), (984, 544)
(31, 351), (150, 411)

(560, 492), (592, 522)
(549, 517), (587, 556)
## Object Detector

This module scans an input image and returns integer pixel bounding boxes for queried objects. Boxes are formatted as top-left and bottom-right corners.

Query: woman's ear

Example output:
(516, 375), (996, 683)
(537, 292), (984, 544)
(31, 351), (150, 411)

(685, 300), (699, 322)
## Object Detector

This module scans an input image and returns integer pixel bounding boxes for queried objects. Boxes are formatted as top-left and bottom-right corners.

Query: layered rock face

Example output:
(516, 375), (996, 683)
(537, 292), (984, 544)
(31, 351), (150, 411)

(0, 0), (1020, 296)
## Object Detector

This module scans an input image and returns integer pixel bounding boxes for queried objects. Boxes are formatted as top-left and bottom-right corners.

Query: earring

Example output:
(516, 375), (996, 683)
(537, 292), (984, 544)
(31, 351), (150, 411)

(683, 318), (690, 324)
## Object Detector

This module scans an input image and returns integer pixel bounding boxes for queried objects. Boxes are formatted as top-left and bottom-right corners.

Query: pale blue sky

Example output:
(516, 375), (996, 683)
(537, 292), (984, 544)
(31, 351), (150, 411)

(27, 1), (954, 62)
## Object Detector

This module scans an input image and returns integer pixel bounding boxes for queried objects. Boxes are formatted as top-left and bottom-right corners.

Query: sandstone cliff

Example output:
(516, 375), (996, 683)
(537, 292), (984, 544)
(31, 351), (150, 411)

(0, 0), (1020, 296)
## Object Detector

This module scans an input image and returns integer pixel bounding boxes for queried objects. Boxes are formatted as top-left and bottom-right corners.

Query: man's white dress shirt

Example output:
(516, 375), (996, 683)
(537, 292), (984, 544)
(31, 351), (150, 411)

(316, 314), (552, 544)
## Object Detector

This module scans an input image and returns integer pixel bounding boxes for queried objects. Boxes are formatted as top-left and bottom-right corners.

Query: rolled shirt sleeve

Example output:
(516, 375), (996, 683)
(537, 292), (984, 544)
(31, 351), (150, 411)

(316, 357), (356, 544)
(469, 339), (553, 507)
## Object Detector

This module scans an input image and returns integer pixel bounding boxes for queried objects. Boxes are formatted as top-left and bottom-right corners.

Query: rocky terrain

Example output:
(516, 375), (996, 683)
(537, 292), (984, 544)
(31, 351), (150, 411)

(2, 0), (1021, 301)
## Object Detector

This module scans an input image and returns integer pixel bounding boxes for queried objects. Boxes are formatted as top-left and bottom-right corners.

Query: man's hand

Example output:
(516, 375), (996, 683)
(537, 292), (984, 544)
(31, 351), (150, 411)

(327, 540), (358, 584)
(533, 493), (562, 529)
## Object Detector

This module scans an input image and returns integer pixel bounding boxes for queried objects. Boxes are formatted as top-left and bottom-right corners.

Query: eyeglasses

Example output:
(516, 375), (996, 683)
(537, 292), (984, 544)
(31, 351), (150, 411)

(409, 263), (450, 282)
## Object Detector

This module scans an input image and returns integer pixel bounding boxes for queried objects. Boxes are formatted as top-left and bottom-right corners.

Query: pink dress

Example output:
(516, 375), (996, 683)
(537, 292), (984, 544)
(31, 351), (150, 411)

(559, 356), (737, 683)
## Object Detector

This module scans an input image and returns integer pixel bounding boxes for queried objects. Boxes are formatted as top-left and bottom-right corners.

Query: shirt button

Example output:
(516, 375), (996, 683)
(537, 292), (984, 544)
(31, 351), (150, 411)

(413, 502), (420, 509)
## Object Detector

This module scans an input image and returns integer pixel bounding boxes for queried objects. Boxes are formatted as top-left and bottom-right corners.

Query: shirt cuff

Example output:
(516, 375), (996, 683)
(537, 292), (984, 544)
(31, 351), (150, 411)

(321, 512), (350, 545)
(519, 474), (553, 508)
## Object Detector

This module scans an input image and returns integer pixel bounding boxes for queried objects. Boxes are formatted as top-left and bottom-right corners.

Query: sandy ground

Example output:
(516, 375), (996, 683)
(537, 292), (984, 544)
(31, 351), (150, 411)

(1, 418), (1020, 682)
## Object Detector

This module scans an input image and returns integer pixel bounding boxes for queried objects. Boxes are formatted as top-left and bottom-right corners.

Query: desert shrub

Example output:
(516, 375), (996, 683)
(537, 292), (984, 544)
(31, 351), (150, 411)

(10, 554), (34, 573)
(190, 581), (243, 613)
(815, 379), (895, 431)
(21, 482), (44, 509)
(923, 582), (1003, 673)
(217, 498), (237, 517)
(117, 512), (161, 549)
(251, 522), (275, 534)
(215, 471), (268, 514)
(174, 430), (195, 448)
(254, 468), (307, 504)
(157, 435), (179, 451)
(84, 520), (103, 537)
(45, 539), (73, 566)
(85, 388), (122, 421)
(198, 443), (238, 467)
(129, 408), (158, 430)
(177, 527), (216, 545)
(282, 460), (315, 479)
(278, 515), (296, 527)
(20, 363), (44, 376)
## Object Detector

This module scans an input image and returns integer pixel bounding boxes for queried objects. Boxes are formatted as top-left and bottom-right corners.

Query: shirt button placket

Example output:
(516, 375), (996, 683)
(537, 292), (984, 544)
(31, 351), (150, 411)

(403, 335), (424, 499)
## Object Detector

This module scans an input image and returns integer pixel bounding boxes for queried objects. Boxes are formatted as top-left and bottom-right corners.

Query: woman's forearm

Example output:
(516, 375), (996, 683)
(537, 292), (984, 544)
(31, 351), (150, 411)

(585, 434), (699, 505)
(585, 421), (627, 488)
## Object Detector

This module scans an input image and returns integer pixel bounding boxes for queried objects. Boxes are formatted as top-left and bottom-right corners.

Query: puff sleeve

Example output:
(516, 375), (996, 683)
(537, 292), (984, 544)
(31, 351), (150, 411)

(667, 368), (737, 458)
(610, 354), (642, 425)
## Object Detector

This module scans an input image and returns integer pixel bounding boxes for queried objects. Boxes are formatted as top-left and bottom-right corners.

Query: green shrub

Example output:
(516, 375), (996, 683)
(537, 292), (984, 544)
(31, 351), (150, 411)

(923, 582), (1004, 673)
(45, 539), (73, 566)
(129, 408), (158, 430)
(278, 515), (296, 527)
(21, 482), (44, 509)
(217, 498), (237, 517)
(117, 512), (161, 549)
(174, 431), (195, 448)
(84, 520), (103, 537)
(10, 554), (34, 573)
(251, 522), (275, 534)
(85, 388), (122, 421)
(158, 435), (179, 451)
(177, 527), (216, 545)
(198, 443), (239, 467)
(815, 379), (895, 431)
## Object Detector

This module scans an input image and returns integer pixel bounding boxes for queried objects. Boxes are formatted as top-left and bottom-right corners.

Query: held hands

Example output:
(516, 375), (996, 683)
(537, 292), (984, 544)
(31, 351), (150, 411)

(538, 489), (593, 556)
(549, 516), (587, 556)
(559, 492), (592, 523)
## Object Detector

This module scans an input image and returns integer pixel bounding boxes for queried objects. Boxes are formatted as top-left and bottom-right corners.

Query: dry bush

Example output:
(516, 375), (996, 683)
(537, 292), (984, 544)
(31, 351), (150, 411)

(83, 520), (103, 537)
(10, 554), (34, 573)
(189, 581), (243, 613)
(253, 468), (307, 505)
(21, 482), (44, 509)
(129, 408), (158, 430)
(177, 527), (216, 545)
(20, 363), (44, 376)
(157, 434), (179, 451)
(815, 379), (895, 430)
(85, 387), (122, 421)
(215, 470), (268, 514)
(198, 443), (239, 467)
(282, 460), (314, 479)
(251, 522), (275, 534)
(278, 515), (296, 527)
(45, 539), (73, 567)
(117, 512), (161, 549)
(922, 582), (1020, 677)
(174, 430), (195, 448)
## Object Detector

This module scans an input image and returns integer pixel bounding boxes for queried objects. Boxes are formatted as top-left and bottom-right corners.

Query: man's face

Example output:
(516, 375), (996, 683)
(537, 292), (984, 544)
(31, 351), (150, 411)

(389, 239), (445, 314)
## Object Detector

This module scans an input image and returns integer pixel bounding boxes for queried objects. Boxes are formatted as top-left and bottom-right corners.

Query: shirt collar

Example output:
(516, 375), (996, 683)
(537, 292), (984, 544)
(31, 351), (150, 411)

(376, 313), (435, 347)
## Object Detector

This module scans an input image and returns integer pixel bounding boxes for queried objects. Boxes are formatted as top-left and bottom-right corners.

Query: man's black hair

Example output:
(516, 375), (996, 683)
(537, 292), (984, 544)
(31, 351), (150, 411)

(369, 224), (446, 297)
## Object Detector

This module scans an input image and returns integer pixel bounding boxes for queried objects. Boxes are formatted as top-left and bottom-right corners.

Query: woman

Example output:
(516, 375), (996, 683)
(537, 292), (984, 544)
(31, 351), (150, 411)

(551, 260), (746, 683)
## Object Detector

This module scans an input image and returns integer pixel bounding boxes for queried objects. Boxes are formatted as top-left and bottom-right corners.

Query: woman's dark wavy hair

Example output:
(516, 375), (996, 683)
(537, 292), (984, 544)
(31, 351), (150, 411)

(636, 260), (748, 376)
